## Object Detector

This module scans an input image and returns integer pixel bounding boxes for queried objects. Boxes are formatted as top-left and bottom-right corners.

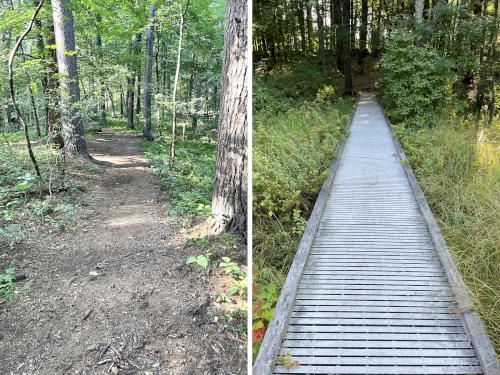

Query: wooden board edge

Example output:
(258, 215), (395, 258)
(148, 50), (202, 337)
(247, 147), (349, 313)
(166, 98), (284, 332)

(252, 96), (360, 375)
(379, 99), (500, 374)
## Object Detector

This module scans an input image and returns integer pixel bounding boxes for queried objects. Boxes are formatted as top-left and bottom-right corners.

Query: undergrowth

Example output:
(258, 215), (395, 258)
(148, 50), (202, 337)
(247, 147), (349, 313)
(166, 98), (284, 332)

(141, 123), (217, 225)
(395, 117), (500, 352)
(252, 62), (352, 359)
(0, 142), (85, 245)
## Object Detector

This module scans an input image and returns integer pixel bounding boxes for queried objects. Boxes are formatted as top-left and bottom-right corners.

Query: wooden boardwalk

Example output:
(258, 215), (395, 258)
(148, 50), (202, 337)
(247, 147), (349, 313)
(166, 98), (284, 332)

(253, 93), (499, 375)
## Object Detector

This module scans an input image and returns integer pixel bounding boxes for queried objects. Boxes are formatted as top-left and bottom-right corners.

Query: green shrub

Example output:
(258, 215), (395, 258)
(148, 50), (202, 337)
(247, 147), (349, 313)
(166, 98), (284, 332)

(381, 29), (454, 128)
(142, 130), (216, 223)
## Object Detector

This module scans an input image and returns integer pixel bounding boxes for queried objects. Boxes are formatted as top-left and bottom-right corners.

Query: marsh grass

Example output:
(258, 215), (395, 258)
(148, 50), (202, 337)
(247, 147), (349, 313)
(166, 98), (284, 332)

(396, 118), (500, 351)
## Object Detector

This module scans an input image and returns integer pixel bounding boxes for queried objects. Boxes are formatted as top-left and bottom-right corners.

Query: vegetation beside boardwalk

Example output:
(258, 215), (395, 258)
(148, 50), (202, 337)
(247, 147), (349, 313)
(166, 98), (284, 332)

(395, 120), (500, 351)
(252, 62), (352, 357)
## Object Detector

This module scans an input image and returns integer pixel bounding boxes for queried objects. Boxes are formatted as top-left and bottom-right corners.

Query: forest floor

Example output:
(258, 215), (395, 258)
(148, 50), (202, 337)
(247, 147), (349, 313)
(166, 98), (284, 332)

(0, 129), (246, 375)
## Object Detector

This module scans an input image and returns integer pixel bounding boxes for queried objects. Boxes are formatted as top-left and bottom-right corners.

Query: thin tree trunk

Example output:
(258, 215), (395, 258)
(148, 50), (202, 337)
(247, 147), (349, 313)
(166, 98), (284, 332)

(209, 0), (248, 239)
(8, 0), (44, 177)
(360, 0), (368, 54)
(297, 0), (307, 54)
(170, 1), (189, 164)
(95, 13), (106, 126)
(333, 0), (343, 65)
(143, 2), (157, 140)
(51, 0), (90, 158)
(306, 2), (314, 52)
(342, 0), (353, 95)
(28, 85), (41, 137)
(127, 76), (135, 128)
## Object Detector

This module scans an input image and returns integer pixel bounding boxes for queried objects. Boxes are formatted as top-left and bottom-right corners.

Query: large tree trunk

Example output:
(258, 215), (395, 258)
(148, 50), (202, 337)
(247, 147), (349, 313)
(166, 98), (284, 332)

(210, 0), (248, 239)
(51, 0), (90, 157)
(143, 2), (157, 141)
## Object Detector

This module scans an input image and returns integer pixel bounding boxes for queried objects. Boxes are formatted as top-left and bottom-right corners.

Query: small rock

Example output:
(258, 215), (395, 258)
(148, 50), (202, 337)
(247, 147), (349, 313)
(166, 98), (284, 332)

(89, 271), (99, 276)
(86, 344), (99, 352)
(217, 324), (226, 333)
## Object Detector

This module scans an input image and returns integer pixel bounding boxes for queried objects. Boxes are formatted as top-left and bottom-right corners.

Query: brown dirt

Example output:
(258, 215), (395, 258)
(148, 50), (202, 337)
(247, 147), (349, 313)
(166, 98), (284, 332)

(0, 129), (246, 375)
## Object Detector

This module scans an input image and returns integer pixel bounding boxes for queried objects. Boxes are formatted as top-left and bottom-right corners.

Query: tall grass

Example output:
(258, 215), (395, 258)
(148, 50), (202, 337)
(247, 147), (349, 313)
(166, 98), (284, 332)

(395, 119), (500, 351)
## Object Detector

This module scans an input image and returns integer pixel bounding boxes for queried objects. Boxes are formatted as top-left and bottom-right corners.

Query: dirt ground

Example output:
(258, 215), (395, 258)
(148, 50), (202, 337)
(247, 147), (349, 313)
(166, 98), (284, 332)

(0, 129), (246, 375)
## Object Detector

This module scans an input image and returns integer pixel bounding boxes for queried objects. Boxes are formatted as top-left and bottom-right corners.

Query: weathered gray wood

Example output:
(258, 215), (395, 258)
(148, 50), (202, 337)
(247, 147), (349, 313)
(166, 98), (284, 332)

(252, 98), (360, 375)
(255, 93), (498, 375)
(273, 365), (483, 374)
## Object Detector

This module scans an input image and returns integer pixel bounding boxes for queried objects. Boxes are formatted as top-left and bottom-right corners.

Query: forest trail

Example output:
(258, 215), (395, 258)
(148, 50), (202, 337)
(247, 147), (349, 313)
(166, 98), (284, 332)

(254, 93), (497, 374)
(0, 130), (244, 375)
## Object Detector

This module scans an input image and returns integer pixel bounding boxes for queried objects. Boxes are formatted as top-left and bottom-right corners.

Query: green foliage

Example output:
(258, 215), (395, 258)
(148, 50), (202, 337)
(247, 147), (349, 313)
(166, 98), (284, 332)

(0, 263), (18, 300)
(186, 254), (209, 269)
(396, 116), (500, 352)
(0, 144), (80, 243)
(142, 127), (216, 223)
(253, 60), (343, 116)
(253, 63), (352, 359)
(219, 257), (242, 276)
(381, 29), (455, 128)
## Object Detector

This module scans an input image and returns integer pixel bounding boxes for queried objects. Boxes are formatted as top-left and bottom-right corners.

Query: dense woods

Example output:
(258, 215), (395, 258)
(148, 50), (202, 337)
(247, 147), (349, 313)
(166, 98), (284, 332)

(0, 0), (247, 372)
(0, 0), (249, 239)
(253, 0), (498, 358)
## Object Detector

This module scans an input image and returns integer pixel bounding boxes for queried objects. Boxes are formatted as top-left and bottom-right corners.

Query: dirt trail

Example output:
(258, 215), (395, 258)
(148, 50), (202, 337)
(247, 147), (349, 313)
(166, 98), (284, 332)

(0, 129), (245, 375)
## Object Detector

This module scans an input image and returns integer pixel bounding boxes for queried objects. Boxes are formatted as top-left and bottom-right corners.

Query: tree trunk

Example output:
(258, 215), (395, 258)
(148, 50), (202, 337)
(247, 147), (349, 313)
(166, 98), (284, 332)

(342, 0), (353, 95)
(143, 2), (157, 141)
(51, 0), (90, 158)
(95, 13), (106, 126)
(415, 0), (424, 22)
(306, 2), (314, 53)
(333, 0), (343, 65)
(297, 0), (307, 54)
(210, 0), (248, 239)
(315, 0), (325, 55)
(28, 85), (41, 137)
(360, 0), (368, 54)
(170, 1), (189, 164)
(127, 76), (135, 128)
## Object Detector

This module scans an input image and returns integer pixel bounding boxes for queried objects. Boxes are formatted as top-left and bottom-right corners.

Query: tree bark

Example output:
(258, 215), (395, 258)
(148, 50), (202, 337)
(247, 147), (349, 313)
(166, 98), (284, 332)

(51, 0), (90, 158)
(210, 0), (248, 240)
(143, 2), (157, 141)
